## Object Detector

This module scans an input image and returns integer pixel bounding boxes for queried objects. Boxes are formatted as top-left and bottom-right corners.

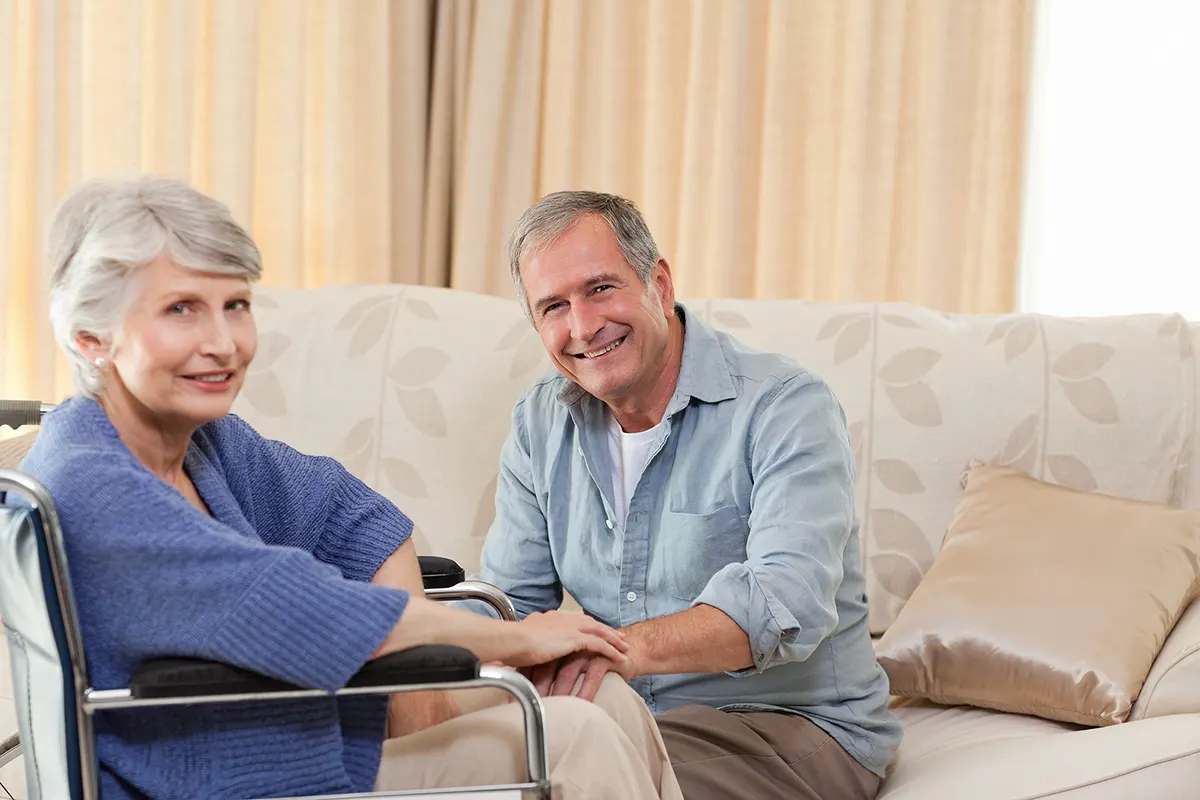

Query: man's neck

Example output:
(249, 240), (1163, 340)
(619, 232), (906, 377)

(607, 315), (685, 433)
(98, 385), (192, 484)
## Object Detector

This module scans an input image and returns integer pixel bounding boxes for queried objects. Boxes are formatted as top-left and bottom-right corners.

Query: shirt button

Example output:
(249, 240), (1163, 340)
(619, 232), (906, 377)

(605, 519), (613, 529)
(626, 591), (637, 602)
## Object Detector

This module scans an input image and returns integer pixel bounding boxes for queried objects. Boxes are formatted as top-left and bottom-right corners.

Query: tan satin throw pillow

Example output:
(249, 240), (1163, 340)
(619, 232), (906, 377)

(876, 463), (1200, 727)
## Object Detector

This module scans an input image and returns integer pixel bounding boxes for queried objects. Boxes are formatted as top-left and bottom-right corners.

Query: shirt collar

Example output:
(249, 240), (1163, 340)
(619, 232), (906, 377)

(556, 302), (738, 408)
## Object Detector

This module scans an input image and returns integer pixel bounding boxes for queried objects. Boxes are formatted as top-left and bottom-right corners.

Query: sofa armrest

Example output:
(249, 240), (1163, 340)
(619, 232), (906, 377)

(1129, 597), (1200, 720)
(128, 645), (479, 699)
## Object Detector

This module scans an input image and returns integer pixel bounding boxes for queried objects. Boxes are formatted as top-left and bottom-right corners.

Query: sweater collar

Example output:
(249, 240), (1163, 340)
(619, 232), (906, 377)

(63, 395), (256, 538)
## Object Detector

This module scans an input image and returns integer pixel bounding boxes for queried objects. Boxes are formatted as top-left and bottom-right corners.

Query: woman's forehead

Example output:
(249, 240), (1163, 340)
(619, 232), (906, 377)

(136, 254), (250, 295)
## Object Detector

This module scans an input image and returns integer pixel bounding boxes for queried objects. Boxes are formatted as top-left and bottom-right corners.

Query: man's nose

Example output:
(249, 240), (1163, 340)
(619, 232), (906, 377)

(568, 304), (603, 343)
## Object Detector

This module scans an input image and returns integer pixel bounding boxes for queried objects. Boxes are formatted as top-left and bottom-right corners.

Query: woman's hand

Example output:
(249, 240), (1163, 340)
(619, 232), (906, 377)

(506, 610), (630, 668)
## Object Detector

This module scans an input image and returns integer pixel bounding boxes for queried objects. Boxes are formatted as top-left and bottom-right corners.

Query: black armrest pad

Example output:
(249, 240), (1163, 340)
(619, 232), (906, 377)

(419, 555), (465, 589)
(129, 646), (480, 699)
(130, 659), (299, 698)
(347, 645), (479, 687)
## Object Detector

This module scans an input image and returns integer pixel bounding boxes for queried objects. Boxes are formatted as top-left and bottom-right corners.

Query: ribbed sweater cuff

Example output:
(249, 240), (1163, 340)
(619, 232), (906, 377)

(207, 552), (408, 691)
(318, 478), (415, 582)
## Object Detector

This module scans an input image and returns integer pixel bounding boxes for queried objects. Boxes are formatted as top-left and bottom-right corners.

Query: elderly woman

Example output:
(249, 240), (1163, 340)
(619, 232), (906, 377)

(19, 177), (681, 800)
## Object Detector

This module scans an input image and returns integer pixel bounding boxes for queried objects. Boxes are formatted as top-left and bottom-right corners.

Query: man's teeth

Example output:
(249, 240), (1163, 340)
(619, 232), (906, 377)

(194, 374), (231, 382)
(583, 338), (624, 359)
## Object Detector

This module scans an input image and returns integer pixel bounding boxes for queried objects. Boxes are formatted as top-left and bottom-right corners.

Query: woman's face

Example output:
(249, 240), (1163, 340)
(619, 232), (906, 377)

(100, 254), (257, 429)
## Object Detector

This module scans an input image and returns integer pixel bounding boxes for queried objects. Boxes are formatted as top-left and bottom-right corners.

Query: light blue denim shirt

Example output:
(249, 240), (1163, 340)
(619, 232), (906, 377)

(472, 303), (902, 777)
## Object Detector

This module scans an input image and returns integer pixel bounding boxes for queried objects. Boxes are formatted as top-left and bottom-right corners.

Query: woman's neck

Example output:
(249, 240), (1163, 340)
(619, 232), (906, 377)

(96, 386), (192, 484)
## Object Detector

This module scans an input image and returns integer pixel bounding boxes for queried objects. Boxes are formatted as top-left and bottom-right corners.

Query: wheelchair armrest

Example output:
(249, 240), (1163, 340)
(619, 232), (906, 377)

(128, 645), (480, 699)
(347, 644), (479, 686)
(419, 555), (466, 589)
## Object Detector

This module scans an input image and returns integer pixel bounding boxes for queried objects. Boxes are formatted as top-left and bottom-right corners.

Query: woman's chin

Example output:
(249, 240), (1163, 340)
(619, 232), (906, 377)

(170, 392), (240, 426)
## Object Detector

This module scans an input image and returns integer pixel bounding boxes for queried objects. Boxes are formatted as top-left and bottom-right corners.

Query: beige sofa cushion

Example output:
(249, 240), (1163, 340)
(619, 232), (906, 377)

(882, 699), (1200, 800)
(875, 463), (1200, 726)
(705, 301), (1196, 633)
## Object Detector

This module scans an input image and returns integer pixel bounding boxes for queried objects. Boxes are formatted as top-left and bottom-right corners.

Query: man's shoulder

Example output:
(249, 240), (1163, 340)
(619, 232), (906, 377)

(512, 371), (574, 422)
(711, 327), (829, 402)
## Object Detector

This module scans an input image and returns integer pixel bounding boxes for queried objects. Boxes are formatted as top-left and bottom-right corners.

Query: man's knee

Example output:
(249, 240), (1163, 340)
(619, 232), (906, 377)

(540, 693), (636, 761)
(589, 673), (649, 723)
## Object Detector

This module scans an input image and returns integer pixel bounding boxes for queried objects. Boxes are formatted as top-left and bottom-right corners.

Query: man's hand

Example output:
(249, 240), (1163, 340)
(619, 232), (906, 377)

(527, 644), (640, 701)
(528, 653), (612, 700)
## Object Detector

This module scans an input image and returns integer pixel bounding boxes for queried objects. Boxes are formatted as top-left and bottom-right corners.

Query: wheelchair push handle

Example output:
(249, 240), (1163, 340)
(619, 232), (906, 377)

(0, 399), (49, 430)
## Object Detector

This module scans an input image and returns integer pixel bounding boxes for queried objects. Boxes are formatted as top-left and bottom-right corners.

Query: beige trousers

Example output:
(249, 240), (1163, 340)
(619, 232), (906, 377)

(375, 673), (683, 800)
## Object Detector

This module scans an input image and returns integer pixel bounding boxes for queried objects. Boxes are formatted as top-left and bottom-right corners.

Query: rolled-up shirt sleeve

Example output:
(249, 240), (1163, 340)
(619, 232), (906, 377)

(692, 375), (855, 675)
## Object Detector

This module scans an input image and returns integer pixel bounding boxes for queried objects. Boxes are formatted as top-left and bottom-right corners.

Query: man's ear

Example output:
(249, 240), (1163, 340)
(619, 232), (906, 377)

(653, 258), (676, 314)
(74, 331), (110, 365)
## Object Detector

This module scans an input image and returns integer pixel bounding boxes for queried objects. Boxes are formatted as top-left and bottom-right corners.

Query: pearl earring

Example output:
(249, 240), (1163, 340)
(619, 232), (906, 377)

(94, 356), (107, 370)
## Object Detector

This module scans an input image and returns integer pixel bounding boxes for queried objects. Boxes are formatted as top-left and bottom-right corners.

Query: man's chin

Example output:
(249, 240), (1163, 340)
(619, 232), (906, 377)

(578, 377), (635, 404)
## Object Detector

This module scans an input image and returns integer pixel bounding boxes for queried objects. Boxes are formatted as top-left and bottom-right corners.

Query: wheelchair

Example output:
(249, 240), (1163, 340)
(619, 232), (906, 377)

(0, 399), (548, 799)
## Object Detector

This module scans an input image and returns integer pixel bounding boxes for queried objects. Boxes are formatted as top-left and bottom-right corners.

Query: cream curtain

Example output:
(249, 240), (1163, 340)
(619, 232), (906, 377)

(442, 0), (1035, 303)
(0, 0), (1033, 404)
(0, 0), (439, 402)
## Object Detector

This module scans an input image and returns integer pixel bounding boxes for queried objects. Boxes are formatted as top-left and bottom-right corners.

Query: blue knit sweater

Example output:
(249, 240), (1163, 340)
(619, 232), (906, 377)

(19, 396), (413, 799)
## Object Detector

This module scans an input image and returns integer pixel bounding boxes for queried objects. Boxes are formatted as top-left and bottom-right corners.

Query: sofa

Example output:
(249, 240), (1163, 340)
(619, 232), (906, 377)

(2, 282), (1199, 799)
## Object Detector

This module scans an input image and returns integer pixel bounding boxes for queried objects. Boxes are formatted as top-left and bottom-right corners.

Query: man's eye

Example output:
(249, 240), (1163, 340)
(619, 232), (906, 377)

(227, 299), (251, 311)
(594, 285), (613, 293)
(544, 302), (564, 314)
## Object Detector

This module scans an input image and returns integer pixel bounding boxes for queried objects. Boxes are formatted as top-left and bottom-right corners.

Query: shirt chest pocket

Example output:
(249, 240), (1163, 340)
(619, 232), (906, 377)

(654, 505), (748, 602)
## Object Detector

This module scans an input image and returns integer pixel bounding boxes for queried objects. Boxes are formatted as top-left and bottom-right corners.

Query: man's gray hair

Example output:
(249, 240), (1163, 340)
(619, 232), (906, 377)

(47, 176), (263, 397)
(505, 190), (661, 320)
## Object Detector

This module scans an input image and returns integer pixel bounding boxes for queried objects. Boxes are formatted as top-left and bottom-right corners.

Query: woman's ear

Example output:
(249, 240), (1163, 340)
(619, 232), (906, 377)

(74, 331), (110, 366)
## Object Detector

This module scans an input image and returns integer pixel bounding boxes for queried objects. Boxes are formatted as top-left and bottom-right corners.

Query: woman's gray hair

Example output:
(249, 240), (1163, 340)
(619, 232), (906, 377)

(47, 176), (263, 397)
(505, 190), (661, 320)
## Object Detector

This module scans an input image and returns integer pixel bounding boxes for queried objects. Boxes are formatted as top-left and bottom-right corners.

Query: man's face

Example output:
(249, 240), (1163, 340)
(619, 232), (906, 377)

(521, 215), (675, 405)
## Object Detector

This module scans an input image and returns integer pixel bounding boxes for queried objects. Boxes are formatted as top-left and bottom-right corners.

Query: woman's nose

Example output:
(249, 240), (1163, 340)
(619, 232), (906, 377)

(201, 316), (237, 357)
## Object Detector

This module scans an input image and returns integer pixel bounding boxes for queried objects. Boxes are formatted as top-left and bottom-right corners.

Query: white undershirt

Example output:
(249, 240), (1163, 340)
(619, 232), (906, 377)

(606, 412), (663, 525)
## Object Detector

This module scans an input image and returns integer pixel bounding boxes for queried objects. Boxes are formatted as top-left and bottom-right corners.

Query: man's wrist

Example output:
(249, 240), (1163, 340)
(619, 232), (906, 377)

(618, 627), (649, 679)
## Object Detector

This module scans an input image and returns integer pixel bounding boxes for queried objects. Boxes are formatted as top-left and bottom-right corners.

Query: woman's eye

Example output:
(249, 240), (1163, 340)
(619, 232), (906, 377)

(168, 303), (191, 315)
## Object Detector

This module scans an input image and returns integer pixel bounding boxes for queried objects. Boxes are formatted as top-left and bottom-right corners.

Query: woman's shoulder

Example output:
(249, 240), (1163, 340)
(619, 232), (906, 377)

(22, 396), (126, 471)
(20, 397), (154, 508)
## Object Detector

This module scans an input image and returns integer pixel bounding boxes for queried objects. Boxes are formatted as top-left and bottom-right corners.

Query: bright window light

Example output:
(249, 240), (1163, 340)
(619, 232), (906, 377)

(1018, 0), (1200, 319)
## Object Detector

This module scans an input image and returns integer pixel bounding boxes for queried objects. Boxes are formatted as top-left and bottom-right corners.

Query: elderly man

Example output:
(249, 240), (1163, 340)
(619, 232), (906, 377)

(474, 190), (901, 799)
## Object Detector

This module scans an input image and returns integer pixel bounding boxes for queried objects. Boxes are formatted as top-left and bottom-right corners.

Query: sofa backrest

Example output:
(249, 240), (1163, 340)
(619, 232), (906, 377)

(223, 285), (1193, 634)
(700, 299), (1197, 633)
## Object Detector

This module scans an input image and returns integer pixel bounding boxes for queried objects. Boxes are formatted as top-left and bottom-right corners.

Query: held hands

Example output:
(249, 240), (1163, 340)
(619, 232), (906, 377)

(508, 610), (631, 668)
(527, 647), (639, 702)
